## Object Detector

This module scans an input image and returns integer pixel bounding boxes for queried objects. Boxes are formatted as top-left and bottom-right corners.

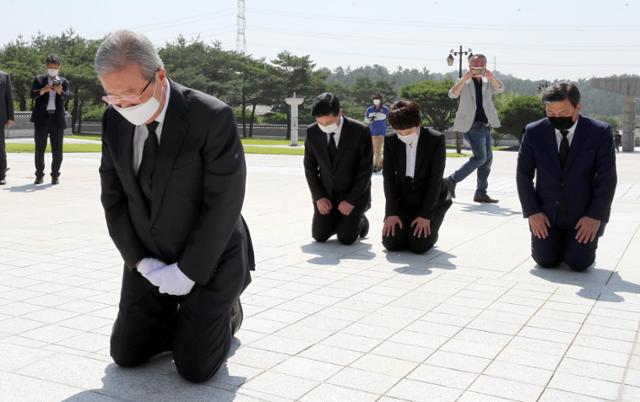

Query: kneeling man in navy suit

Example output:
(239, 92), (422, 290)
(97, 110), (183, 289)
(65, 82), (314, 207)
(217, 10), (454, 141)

(517, 82), (617, 271)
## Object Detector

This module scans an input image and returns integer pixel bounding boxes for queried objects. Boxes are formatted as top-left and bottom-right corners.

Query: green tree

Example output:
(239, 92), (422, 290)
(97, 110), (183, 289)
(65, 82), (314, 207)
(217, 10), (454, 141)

(399, 79), (458, 132)
(0, 35), (41, 110)
(271, 51), (329, 137)
(496, 95), (545, 143)
(595, 115), (621, 132)
(160, 36), (238, 100)
(348, 77), (396, 108)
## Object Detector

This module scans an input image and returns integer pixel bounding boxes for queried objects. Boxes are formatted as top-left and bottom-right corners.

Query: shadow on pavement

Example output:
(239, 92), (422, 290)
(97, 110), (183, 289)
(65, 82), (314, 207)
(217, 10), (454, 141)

(387, 249), (457, 276)
(62, 341), (245, 402)
(459, 202), (520, 216)
(530, 265), (640, 302)
(5, 183), (52, 193)
(301, 241), (376, 265)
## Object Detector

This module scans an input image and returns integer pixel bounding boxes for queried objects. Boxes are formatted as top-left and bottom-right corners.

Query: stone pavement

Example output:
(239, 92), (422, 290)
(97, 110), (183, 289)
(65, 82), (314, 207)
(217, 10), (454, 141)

(1, 149), (640, 402)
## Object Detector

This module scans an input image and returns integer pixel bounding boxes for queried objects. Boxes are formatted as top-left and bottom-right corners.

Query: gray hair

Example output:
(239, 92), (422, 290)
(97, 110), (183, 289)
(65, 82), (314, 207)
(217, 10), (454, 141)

(469, 53), (487, 63)
(95, 30), (164, 80)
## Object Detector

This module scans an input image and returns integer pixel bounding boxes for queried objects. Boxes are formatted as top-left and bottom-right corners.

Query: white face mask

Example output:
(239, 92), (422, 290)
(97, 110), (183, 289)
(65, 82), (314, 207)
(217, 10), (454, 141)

(47, 68), (59, 77)
(397, 129), (419, 145)
(373, 99), (381, 106)
(318, 122), (338, 134)
(113, 79), (161, 126)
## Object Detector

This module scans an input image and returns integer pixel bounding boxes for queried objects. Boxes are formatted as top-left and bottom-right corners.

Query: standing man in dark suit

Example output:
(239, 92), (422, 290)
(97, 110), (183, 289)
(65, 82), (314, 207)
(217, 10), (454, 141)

(96, 30), (254, 383)
(304, 92), (372, 245)
(517, 82), (617, 271)
(31, 54), (69, 184)
(382, 100), (452, 254)
(0, 69), (14, 185)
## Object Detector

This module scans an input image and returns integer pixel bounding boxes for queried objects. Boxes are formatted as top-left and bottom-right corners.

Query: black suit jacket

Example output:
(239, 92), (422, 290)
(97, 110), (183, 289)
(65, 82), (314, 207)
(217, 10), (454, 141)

(383, 127), (447, 219)
(303, 117), (373, 211)
(517, 114), (617, 225)
(30, 74), (69, 128)
(0, 70), (14, 126)
(100, 80), (253, 286)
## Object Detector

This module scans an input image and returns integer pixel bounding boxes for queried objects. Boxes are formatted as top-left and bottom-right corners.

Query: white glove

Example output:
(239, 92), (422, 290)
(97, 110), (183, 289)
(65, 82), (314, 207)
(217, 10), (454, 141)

(136, 258), (166, 276)
(145, 263), (195, 296)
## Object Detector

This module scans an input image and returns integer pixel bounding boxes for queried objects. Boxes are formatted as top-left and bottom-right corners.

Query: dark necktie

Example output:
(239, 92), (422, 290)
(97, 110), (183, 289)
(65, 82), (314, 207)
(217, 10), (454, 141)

(559, 129), (570, 170)
(138, 121), (159, 205)
(328, 132), (337, 163)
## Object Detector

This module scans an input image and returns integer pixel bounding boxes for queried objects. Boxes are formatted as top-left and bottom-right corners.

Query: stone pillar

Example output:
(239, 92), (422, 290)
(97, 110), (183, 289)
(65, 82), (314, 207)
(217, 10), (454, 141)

(285, 93), (304, 146)
(623, 96), (636, 152)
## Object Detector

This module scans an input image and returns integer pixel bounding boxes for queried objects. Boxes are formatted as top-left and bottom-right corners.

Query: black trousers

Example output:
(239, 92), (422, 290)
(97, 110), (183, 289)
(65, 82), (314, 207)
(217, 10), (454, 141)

(383, 199), (452, 254)
(110, 245), (248, 383)
(0, 126), (6, 180)
(531, 225), (599, 271)
(34, 115), (64, 178)
(312, 206), (365, 245)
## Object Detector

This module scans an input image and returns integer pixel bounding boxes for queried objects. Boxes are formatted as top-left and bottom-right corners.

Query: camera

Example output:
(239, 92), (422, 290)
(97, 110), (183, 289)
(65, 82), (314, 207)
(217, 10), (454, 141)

(51, 79), (61, 86)
(471, 67), (485, 77)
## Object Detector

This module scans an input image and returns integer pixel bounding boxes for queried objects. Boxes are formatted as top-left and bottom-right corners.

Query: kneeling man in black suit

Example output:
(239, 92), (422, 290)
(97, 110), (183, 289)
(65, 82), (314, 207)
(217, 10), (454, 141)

(96, 30), (254, 382)
(304, 93), (373, 245)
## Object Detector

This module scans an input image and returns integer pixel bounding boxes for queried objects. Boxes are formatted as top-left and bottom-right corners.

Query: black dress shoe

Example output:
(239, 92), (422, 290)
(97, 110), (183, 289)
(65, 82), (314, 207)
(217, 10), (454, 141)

(473, 194), (499, 203)
(34, 177), (43, 185)
(444, 178), (456, 199)
(51, 177), (60, 185)
(359, 215), (369, 238)
(231, 298), (243, 336)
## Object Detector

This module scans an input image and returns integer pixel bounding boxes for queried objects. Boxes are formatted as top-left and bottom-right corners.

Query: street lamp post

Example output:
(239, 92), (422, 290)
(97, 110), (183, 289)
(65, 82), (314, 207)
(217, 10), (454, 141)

(537, 80), (550, 92)
(447, 45), (473, 153)
(447, 45), (473, 79)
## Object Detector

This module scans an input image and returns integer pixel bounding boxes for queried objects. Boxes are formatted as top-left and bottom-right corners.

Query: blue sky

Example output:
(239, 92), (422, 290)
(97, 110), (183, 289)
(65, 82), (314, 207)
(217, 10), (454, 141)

(2, 0), (639, 80)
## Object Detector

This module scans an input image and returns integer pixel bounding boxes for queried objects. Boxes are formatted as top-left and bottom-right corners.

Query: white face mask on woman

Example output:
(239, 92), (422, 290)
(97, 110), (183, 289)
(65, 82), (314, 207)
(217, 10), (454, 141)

(113, 79), (161, 126)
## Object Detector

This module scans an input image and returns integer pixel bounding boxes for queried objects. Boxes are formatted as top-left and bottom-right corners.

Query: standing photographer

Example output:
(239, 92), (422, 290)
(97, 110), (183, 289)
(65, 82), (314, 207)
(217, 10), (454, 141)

(30, 54), (69, 185)
(444, 54), (504, 203)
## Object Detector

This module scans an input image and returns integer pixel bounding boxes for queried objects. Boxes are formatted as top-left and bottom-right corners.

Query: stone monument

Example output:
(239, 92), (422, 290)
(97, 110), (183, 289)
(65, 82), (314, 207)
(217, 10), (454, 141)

(590, 77), (640, 152)
(285, 93), (304, 146)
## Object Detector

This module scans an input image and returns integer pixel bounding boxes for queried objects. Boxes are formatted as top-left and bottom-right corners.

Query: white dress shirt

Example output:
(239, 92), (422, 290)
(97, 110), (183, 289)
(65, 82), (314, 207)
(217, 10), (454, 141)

(133, 80), (171, 174)
(325, 116), (344, 147)
(405, 132), (420, 178)
(47, 76), (58, 111)
(554, 116), (578, 150)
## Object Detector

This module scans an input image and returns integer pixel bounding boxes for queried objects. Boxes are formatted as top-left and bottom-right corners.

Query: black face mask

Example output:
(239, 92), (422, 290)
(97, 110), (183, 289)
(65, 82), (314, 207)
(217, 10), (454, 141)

(548, 116), (574, 131)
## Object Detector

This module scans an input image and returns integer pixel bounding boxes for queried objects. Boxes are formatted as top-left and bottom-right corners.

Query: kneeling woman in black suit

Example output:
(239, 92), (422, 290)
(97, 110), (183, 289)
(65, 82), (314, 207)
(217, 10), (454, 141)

(382, 100), (452, 254)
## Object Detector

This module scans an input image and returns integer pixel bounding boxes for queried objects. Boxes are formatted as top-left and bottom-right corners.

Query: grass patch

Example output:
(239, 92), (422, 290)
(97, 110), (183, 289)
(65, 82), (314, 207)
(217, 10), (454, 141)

(241, 138), (304, 145)
(243, 145), (304, 155)
(6, 142), (469, 158)
(6, 143), (102, 153)
(67, 135), (102, 141)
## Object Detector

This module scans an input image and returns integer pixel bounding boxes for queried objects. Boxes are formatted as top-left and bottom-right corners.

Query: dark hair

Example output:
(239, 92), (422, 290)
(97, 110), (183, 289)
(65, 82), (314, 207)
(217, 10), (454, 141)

(372, 93), (382, 100)
(542, 81), (581, 107)
(311, 92), (340, 117)
(388, 100), (422, 130)
(46, 54), (61, 65)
